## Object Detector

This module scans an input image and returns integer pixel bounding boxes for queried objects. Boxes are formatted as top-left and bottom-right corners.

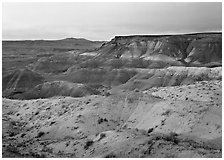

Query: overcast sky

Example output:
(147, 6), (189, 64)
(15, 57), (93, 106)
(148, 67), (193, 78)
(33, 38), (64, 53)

(2, 2), (222, 41)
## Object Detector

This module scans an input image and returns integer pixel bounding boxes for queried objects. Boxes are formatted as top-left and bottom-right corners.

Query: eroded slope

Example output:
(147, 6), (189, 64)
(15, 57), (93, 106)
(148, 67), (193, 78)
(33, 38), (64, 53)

(3, 78), (221, 158)
(92, 33), (222, 67)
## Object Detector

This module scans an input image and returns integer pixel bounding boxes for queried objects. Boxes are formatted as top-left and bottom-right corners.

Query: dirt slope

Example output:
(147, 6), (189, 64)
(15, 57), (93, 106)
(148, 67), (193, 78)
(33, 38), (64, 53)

(125, 81), (221, 143)
(31, 52), (81, 74)
(13, 81), (104, 99)
(116, 66), (221, 92)
(2, 78), (221, 158)
(49, 68), (138, 87)
(2, 69), (45, 98)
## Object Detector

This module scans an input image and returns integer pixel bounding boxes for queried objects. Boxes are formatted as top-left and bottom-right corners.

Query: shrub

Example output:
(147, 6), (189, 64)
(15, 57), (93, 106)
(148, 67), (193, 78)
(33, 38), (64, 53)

(30, 152), (46, 158)
(9, 132), (16, 137)
(161, 109), (172, 116)
(104, 152), (117, 158)
(6, 145), (19, 154)
(98, 133), (106, 141)
(147, 128), (154, 133)
(84, 140), (94, 150)
(21, 133), (26, 138)
(98, 118), (108, 124)
(36, 131), (45, 138)
(98, 118), (104, 124)
(164, 132), (179, 144)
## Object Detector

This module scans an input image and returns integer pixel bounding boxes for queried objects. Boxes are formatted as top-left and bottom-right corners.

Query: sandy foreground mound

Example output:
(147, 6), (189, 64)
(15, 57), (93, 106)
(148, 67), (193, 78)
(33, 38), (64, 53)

(2, 79), (221, 158)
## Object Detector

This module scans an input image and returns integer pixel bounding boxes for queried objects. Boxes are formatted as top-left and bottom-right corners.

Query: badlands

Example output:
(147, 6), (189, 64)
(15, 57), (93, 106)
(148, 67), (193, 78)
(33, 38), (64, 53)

(2, 33), (222, 158)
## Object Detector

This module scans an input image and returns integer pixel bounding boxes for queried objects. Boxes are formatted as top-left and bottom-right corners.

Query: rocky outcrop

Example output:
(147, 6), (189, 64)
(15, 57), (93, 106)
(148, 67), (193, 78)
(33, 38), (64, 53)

(95, 33), (222, 66)
(29, 33), (222, 75)
(185, 37), (222, 65)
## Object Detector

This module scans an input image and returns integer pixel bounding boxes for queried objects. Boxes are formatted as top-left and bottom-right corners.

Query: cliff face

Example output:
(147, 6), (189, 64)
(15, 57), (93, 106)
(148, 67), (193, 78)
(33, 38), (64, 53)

(185, 36), (222, 64)
(95, 33), (221, 66)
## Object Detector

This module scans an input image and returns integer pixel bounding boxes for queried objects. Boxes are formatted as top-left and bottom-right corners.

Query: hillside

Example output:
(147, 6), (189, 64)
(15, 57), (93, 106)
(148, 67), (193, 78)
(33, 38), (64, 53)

(3, 38), (104, 50)
(3, 79), (221, 158)
(2, 33), (222, 158)
(12, 81), (106, 100)
(81, 33), (222, 67)
(2, 38), (104, 76)
(115, 66), (222, 92)
(2, 69), (45, 98)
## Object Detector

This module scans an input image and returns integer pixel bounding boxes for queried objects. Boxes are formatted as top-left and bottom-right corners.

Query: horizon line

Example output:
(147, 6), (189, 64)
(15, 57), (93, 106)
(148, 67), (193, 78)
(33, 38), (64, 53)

(2, 31), (222, 42)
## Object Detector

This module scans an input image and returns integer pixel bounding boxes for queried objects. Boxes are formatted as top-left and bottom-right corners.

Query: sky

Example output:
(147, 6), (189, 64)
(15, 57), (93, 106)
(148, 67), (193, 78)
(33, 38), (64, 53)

(2, 2), (222, 41)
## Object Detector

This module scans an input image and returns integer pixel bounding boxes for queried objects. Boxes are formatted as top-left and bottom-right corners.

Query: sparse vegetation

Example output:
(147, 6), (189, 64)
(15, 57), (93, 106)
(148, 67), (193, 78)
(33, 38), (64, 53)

(36, 131), (45, 138)
(20, 133), (26, 138)
(98, 118), (108, 124)
(164, 132), (180, 144)
(84, 140), (94, 150)
(104, 152), (117, 158)
(147, 128), (154, 133)
(5, 145), (20, 154)
(98, 133), (106, 141)
(161, 109), (172, 116)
